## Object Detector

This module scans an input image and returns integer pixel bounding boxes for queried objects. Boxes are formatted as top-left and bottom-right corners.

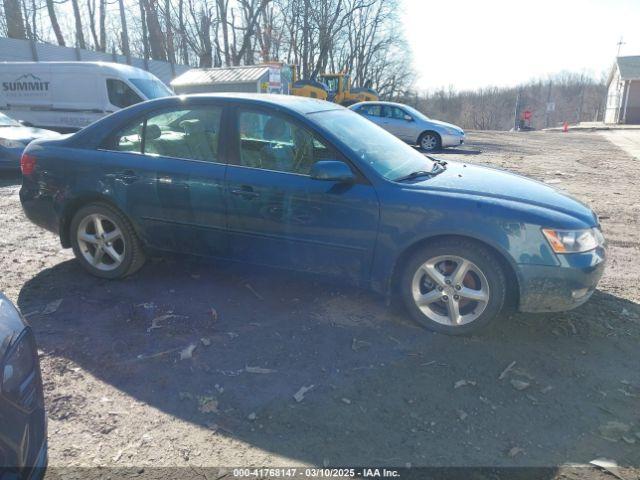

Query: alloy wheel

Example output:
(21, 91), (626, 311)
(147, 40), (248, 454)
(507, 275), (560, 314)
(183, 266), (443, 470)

(420, 134), (438, 151)
(76, 213), (126, 272)
(411, 255), (490, 326)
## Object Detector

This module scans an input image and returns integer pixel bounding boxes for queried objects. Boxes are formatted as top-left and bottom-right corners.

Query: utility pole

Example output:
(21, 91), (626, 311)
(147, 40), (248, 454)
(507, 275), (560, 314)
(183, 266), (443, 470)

(545, 81), (553, 129)
(513, 88), (521, 131)
(617, 37), (625, 56)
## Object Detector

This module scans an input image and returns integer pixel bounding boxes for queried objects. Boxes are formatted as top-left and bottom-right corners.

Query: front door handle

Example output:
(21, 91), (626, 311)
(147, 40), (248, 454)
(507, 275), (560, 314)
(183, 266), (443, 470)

(231, 185), (260, 199)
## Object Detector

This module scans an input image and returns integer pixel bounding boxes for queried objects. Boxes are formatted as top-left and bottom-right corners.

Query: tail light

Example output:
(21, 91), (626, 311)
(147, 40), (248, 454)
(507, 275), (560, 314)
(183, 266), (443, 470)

(20, 153), (36, 176)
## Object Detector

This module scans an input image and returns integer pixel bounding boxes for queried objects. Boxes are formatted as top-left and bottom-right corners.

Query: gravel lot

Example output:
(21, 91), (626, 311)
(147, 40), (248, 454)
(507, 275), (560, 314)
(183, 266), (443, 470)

(1, 131), (639, 479)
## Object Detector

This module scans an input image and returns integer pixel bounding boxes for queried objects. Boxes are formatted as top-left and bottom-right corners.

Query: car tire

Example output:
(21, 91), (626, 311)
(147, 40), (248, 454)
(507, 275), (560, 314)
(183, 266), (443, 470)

(418, 131), (442, 152)
(400, 238), (507, 335)
(70, 202), (146, 279)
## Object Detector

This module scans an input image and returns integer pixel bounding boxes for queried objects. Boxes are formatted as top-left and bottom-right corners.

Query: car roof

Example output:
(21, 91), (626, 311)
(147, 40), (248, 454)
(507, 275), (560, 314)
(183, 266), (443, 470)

(0, 61), (158, 79)
(352, 101), (409, 108)
(178, 93), (343, 115)
(72, 93), (347, 145)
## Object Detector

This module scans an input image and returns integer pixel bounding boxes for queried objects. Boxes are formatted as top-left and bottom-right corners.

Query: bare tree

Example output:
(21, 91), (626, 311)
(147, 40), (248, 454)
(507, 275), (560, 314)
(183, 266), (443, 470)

(46, 0), (65, 46)
(70, 0), (86, 48)
(118, 0), (130, 61)
(138, 0), (149, 62)
(3, 0), (416, 98)
(410, 73), (606, 131)
(3, 0), (27, 39)
(142, 0), (167, 60)
(87, 0), (106, 51)
(164, 0), (176, 64)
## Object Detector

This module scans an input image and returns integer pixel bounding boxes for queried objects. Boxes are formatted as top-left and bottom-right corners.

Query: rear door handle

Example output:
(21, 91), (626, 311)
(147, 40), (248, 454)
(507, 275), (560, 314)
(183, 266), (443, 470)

(231, 185), (260, 198)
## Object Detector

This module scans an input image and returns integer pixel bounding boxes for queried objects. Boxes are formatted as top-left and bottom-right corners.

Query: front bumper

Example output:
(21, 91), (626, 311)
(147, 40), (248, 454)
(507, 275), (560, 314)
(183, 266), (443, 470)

(441, 132), (465, 148)
(517, 246), (606, 312)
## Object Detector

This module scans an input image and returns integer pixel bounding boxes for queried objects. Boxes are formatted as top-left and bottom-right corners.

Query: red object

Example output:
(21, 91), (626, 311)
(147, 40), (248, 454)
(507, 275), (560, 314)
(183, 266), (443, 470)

(562, 121), (569, 133)
(20, 153), (36, 175)
(523, 110), (532, 120)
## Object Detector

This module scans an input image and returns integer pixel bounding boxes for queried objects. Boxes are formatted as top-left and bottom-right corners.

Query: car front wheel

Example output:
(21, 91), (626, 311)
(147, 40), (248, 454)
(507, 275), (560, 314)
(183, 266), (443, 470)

(418, 131), (442, 151)
(70, 203), (146, 279)
(401, 238), (506, 335)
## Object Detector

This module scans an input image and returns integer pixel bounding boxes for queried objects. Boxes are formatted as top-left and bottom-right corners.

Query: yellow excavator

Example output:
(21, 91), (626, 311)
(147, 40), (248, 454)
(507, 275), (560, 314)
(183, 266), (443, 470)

(289, 66), (379, 105)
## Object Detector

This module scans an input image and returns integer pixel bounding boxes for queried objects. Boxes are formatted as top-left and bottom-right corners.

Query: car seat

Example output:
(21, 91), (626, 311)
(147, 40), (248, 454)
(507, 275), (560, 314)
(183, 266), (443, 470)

(143, 124), (162, 155)
(292, 127), (315, 174)
(180, 119), (217, 162)
(260, 117), (294, 172)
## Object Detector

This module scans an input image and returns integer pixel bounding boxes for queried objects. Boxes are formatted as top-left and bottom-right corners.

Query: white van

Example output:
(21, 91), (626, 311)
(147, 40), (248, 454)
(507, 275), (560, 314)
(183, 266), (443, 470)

(0, 61), (173, 132)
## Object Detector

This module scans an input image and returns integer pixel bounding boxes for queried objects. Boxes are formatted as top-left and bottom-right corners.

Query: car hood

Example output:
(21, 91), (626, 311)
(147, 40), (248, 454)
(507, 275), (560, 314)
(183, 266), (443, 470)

(420, 117), (463, 132)
(0, 126), (60, 144)
(406, 161), (597, 226)
(0, 294), (27, 358)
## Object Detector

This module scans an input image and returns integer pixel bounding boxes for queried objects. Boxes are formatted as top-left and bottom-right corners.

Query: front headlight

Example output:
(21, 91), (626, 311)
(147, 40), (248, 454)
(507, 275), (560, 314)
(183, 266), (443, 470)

(445, 127), (463, 136)
(542, 227), (603, 254)
(0, 138), (26, 149)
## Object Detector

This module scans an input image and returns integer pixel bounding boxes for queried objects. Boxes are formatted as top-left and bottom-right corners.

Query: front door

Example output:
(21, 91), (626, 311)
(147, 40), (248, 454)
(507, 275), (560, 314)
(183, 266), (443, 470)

(381, 105), (415, 141)
(225, 107), (380, 283)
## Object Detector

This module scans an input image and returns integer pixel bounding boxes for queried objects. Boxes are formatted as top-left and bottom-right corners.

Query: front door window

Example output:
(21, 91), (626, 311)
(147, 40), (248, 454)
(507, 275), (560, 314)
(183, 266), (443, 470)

(238, 110), (332, 175)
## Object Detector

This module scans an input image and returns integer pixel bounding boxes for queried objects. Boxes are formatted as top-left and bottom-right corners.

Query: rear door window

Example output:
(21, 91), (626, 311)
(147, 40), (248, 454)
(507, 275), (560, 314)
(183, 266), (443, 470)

(143, 107), (222, 162)
(103, 106), (222, 163)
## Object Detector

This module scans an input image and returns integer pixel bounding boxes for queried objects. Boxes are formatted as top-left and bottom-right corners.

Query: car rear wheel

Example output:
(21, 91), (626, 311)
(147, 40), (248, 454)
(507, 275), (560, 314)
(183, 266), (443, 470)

(401, 238), (506, 335)
(418, 131), (441, 151)
(70, 203), (145, 279)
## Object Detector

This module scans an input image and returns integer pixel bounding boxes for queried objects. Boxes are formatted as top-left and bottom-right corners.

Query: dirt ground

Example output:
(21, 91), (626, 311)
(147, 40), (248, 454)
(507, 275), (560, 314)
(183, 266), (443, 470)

(1, 130), (639, 479)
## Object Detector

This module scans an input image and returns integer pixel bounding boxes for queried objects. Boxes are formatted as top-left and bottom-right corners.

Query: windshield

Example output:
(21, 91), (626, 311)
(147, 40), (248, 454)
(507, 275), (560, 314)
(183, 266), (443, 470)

(312, 109), (435, 181)
(322, 76), (340, 92)
(0, 112), (19, 127)
(129, 78), (173, 99)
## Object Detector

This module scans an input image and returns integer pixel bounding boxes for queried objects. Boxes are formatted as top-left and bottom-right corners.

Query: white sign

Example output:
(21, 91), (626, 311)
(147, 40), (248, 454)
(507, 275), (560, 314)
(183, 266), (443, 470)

(268, 67), (281, 91)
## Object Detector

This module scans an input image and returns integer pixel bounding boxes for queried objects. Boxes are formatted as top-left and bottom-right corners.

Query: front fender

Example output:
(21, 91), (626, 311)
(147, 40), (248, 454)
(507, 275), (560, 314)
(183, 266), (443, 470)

(369, 186), (560, 295)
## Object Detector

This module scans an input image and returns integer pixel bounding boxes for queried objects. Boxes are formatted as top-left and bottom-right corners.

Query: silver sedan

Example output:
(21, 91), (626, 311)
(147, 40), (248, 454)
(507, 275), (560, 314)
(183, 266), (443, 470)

(349, 101), (465, 151)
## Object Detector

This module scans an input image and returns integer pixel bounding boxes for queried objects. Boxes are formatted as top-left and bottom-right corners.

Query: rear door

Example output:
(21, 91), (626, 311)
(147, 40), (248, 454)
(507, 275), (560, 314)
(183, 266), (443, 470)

(224, 106), (380, 283)
(99, 104), (229, 257)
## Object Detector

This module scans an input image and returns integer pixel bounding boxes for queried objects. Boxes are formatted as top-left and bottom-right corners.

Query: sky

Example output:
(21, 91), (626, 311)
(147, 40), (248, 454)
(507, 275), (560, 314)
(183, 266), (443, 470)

(402, 0), (640, 91)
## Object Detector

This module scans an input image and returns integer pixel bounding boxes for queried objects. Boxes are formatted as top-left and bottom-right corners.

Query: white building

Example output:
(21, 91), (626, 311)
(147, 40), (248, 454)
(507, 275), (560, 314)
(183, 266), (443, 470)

(171, 64), (291, 95)
(605, 56), (640, 124)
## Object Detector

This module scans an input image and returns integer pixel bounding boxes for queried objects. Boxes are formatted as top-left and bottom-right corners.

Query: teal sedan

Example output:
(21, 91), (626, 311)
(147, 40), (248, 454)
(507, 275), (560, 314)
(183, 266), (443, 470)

(19, 94), (605, 335)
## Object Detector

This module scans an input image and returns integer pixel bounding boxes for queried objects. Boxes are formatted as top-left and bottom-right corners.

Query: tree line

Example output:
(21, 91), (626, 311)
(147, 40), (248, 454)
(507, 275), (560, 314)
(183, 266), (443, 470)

(398, 72), (607, 131)
(0, 0), (414, 98)
(1, 1), (607, 129)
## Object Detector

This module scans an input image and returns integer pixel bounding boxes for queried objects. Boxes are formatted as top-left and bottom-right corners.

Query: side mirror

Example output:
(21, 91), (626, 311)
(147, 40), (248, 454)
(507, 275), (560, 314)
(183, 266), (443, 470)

(404, 115), (413, 122)
(310, 160), (355, 183)
(19, 120), (34, 127)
